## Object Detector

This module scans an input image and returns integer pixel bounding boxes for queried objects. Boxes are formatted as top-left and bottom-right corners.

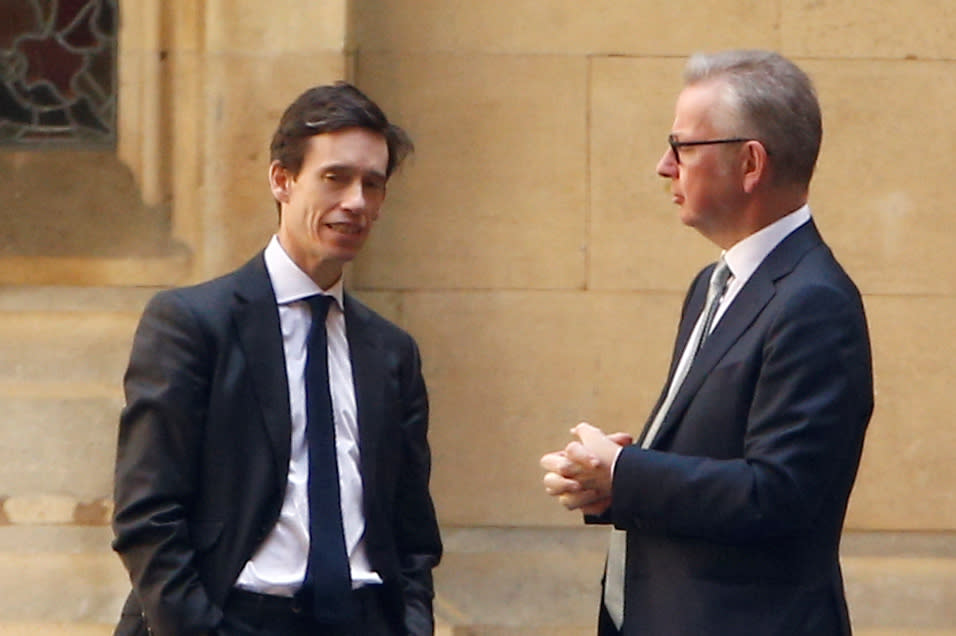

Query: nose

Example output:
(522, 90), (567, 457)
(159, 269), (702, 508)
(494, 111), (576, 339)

(656, 147), (677, 178)
(342, 178), (367, 211)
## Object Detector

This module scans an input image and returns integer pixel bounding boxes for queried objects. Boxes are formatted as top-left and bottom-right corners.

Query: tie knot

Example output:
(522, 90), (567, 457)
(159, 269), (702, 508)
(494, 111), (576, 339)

(305, 294), (334, 324)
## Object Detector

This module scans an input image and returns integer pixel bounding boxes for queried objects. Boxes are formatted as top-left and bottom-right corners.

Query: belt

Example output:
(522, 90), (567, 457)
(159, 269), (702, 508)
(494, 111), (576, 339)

(227, 585), (383, 618)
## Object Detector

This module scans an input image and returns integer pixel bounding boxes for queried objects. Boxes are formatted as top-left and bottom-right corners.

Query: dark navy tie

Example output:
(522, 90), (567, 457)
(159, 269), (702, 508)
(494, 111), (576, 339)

(301, 294), (354, 623)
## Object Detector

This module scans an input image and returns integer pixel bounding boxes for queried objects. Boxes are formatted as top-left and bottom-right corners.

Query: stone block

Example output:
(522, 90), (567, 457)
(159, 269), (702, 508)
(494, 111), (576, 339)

(783, 1), (956, 60)
(434, 528), (606, 631)
(206, 0), (347, 53)
(348, 289), (405, 326)
(845, 296), (956, 531)
(0, 254), (192, 287)
(430, 528), (956, 634)
(168, 50), (206, 248)
(845, 556), (956, 630)
(351, 0), (778, 55)
(353, 53), (588, 291)
(0, 528), (126, 624)
(0, 312), (138, 387)
(589, 56), (719, 291)
(168, 0), (204, 53)
(806, 59), (956, 296)
(401, 291), (682, 526)
(0, 551), (126, 623)
(198, 54), (349, 278)
(0, 287), (154, 314)
(0, 625), (113, 635)
(0, 396), (121, 498)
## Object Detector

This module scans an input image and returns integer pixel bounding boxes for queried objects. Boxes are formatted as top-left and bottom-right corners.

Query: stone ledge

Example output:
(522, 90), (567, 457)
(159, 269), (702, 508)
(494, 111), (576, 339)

(433, 527), (956, 633)
(0, 624), (114, 636)
(0, 623), (462, 636)
(0, 526), (950, 632)
(0, 286), (158, 313)
(0, 552), (128, 623)
(0, 252), (191, 287)
(439, 629), (956, 636)
(0, 621), (950, 635)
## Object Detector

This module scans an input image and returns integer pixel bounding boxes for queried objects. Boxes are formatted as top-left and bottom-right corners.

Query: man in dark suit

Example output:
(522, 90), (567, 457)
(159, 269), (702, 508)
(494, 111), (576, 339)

(112, 82), (442, 636)
(541, 50), (873, 635)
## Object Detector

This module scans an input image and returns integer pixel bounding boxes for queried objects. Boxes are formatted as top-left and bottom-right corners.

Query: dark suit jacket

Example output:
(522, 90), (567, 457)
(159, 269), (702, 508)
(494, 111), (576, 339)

(112, 252), (442, 636)
(596, 221), (873, 635)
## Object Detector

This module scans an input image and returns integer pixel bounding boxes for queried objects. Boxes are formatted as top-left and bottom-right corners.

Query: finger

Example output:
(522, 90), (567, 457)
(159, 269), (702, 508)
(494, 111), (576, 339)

(559, 489), (604, 510)
(541, 452), (589, 478)
(543, 471), (581, 495)
(539, 451), (567, 472)
(607, 432), (635, 446)
(564, 441), (599, 468)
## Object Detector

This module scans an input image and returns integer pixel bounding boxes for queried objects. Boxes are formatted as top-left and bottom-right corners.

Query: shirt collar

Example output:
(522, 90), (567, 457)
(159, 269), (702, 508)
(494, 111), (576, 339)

(723, 204), (812, 284)
(264, 235), (345, 310)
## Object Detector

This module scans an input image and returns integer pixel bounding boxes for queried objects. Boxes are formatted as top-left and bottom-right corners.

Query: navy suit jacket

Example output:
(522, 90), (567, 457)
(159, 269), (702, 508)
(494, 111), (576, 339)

(112, 252), (442, 636)
(598, 221), (873, 635)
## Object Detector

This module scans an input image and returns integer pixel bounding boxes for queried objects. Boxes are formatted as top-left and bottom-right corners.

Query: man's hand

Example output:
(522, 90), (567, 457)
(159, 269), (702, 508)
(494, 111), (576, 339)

(540, 423), (633, 515)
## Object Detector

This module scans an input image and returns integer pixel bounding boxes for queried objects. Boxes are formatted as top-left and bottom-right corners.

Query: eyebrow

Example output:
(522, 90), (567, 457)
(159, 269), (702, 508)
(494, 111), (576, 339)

(321, 163), (387, 180)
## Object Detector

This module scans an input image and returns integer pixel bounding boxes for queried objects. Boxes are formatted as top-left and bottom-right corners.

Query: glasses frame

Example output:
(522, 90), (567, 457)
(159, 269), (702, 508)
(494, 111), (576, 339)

(667, 134), (755, 164)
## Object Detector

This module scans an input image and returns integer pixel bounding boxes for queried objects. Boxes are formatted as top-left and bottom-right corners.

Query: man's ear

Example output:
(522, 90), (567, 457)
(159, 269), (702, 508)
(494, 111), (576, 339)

(741, 140), (769, 194)
(269, 160), (292, 203)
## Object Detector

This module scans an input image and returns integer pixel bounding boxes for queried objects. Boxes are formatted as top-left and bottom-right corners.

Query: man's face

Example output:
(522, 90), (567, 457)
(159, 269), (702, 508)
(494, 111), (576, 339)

(271, 127), (389, 287)
(656, 81), (745, 244)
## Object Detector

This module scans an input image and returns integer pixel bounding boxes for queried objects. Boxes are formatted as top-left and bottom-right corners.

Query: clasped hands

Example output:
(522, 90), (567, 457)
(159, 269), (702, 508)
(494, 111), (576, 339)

(539, 423), (634, 516)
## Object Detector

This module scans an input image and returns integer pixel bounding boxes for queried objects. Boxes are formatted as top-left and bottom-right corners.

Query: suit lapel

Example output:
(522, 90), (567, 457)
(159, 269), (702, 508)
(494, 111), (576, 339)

(232, 253), (293, 473)
(344, 294), (385, 489)
(637, 270), (709, 445)
(649, 221), (824, 448)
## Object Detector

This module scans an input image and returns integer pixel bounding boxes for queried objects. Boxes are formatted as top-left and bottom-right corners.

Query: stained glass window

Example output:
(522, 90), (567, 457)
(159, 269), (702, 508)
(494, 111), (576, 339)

(0, 0), (118, 147)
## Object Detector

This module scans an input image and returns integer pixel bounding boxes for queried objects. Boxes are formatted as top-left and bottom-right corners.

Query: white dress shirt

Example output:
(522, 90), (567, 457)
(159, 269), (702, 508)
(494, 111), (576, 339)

(234, 235), (381, 595)
(714, 204), (812, 328)
(634, 204), (812, 453)
(604, 205), (814, 627)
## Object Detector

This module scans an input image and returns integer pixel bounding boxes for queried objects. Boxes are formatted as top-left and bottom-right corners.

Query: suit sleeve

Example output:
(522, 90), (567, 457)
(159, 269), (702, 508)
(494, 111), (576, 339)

(111, 291), (223, 635)
(395, 334), (443, 635)
(610, 280), (872, 543)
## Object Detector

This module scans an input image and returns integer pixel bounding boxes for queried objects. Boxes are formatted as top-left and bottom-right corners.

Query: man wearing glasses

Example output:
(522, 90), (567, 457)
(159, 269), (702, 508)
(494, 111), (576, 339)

(541, 50), (873, 635)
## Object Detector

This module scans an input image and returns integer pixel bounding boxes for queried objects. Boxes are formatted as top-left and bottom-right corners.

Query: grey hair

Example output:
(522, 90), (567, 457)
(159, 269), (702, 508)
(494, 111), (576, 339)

(683, 50), (822, 187)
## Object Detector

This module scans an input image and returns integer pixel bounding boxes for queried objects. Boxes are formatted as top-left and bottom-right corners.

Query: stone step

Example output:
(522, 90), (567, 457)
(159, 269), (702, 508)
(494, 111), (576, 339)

(432, 528), (956, 634)
(444, 629), (956, 636)
(0, 527), (952, 633)
(0, 395), (122, 499)
(0, 287), (152, 389)
(0, 624), (950, 636)
(0, 625), (113, 635)
(0, 286), (153, 502)
(0, 527), (126, 625)
(0, 625), (458, 636)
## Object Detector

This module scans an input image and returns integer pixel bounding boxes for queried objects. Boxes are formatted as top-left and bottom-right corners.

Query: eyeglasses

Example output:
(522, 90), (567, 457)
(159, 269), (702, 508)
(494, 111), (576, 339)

(667, 134), (754, 164)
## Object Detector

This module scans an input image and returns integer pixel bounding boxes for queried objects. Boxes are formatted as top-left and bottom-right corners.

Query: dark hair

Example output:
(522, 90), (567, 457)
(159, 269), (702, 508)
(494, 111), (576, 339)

(269, 81), (413, 178)
(684, 50), (822, 187)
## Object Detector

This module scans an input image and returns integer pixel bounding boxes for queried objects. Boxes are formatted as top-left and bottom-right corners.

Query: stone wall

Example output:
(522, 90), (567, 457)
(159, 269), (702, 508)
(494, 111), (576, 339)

(348, 1), (956, 531)
(0, 0), (953, 632)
